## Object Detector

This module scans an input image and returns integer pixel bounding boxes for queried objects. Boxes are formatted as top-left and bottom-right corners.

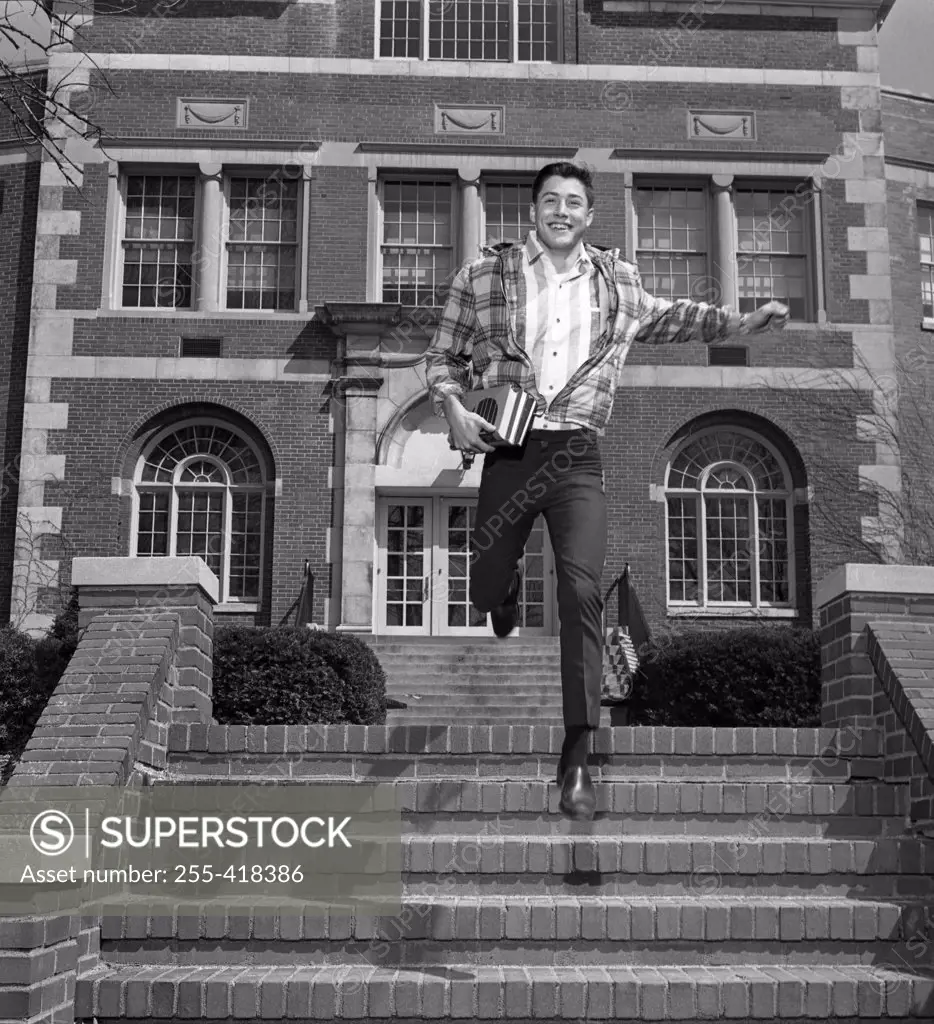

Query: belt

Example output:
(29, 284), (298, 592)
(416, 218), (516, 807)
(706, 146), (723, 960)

(527, 427), (594, 440)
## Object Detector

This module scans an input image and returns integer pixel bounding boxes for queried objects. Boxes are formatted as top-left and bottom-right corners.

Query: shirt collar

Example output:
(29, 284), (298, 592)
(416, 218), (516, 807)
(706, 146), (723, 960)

(524, 229), (592, 273)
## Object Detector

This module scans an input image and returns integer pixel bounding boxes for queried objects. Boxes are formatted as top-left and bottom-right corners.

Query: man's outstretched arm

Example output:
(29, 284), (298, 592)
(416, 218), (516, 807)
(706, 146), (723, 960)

(631, 265), (790, 345)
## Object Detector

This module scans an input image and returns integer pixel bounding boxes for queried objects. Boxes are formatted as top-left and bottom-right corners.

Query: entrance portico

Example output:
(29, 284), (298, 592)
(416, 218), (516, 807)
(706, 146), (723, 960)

(320, 302), (556, 637)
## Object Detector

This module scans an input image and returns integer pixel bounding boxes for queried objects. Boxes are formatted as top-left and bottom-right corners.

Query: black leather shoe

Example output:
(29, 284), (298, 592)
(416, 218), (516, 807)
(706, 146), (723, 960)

(490, 569), (521, 638)
(558, 765), (596, 821)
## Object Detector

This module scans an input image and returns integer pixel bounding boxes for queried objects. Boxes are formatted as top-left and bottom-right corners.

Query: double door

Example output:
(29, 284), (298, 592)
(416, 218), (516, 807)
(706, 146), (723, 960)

(375, 496), (555, 636)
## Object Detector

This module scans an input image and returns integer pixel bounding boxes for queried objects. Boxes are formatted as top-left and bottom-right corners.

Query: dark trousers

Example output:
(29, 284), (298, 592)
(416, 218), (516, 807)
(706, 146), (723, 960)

(469, 429), (606, 729)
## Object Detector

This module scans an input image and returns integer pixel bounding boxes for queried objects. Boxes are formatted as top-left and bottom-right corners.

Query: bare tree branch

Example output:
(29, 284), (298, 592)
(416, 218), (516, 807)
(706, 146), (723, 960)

(764, 350), (934, 566)
(0, 1), (119, 186)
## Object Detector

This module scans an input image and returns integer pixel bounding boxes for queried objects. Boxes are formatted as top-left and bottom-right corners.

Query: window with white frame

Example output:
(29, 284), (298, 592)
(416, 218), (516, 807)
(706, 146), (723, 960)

(226, 175), (299, 310)
(133, 422), (267, 604)
(635, 185), (709, 302)
(380, 178), (454, 304)
(665, 429), (793, 610)
(377, 0), (559, 61)
(920, 204), (934, 322)
(735, 186), (809, 321)
(121, 174), (196, 308)
(118, 169), (302, 312)
(484, 179), (532, 245)
(633, 180), (814, 319)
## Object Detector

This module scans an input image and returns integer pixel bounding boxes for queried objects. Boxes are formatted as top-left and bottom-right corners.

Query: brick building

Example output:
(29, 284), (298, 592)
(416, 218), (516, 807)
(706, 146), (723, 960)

(1, 0), (932, 641)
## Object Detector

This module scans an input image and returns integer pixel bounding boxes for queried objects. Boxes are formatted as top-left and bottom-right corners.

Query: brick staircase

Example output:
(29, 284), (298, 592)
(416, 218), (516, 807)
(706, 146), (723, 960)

(363, 638), (567, 725)
(75, 724), (934, 1022)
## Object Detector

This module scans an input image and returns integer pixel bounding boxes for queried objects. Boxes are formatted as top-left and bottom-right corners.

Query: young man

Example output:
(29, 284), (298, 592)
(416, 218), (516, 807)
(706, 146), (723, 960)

(426, 162), (789, 821)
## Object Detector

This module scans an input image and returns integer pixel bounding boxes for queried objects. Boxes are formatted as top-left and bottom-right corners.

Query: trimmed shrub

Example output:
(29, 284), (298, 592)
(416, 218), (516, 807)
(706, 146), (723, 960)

(629, 626), (821, 728)
(299, 629), (387, 724)
(0, 627), (49, 755)
(212, 625), (387, 725)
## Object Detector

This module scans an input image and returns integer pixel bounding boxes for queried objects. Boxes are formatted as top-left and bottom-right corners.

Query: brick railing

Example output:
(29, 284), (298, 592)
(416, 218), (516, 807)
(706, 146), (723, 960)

(818, 564), (934, 833)
(0, 557), (217, 1024)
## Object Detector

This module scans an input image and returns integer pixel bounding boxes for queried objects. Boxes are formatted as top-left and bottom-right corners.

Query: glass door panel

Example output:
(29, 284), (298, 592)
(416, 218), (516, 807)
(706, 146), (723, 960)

(376, 495), (555, 636)
(378, 500), (431, 634)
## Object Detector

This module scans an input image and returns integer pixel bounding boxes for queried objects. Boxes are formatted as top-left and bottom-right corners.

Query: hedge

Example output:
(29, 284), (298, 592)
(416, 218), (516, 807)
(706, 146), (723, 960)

(211, 625), (387, 725)
(0, 595), (81, 762)
(628, 625), (821, 728)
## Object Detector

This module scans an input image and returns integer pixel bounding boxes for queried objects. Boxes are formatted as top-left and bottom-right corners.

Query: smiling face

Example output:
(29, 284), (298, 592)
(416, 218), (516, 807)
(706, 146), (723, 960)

(530, 174), (594, 255)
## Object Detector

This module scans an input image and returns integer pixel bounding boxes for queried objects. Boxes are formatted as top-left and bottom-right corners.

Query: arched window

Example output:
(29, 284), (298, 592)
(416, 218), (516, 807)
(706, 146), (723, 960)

(665, 428), (793, 609)
(132, 421), (267, 604)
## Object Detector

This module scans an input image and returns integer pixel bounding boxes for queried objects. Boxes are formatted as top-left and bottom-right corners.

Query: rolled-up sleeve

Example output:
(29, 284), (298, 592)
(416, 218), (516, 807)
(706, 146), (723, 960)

(425, 262), (479, 416)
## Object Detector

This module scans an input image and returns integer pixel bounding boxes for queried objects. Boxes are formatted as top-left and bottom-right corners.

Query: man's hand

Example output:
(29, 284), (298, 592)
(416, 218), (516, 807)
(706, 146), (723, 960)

(444, 396), (498, 454)
(744, 300), (790, 333)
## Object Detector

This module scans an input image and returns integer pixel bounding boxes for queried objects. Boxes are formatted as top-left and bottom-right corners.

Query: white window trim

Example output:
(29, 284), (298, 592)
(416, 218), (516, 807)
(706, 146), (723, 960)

(130, 418), (268, 607)
(109, 165), (306, 315)
(221, 170), (303, 314)
(630, 175), (819, 323)
(112, 167), (202, 313)
(633, 178), (714, 305)
(920, 202), (934, 327)
(373, 0), (562, 63)
(481, 175), (534, 248)
(664, 426), (796, 613)
(372, 173), (459, 304)
(733, 178), (816, 324)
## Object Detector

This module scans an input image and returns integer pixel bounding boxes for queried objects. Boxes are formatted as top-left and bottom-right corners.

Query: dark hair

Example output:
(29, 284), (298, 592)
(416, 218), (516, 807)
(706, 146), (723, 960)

(531, 162), (595, 208)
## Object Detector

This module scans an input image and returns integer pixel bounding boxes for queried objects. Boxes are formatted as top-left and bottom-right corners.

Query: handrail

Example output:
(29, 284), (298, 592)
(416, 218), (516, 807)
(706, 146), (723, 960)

(604, 564), (630, 628)
(278, 560), (315, 627)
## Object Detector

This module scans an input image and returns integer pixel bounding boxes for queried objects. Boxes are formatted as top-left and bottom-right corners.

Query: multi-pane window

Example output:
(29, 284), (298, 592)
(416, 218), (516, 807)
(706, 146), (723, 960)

(735, 187), (808, 321)
(381, 179), (453, 304)
(920, 204), (934, 321)
(226, 176), (299, 310)
(484, 181), (532, 245)
(666, 430), (792, 609)
(122, 175), (195, 308)
(633, 181), (813, 319)
(134, 422), (266, 604)
(378, 0), (559, 61)
(635, 186), (709, 302)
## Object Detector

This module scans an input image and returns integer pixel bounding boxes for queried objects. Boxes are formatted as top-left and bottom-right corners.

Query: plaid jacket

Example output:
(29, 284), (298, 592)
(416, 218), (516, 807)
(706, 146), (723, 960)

(425, 239), (739, 433)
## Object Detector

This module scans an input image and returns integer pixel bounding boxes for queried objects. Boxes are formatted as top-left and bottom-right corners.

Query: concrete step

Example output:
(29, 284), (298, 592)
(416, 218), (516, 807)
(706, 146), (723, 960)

(385, 694), (563, 706)
(168, 724), (883, 759)
(76, 962), (934, 1020)
(170, 753), (875, 783)
(386, 676), (561, 685)
(158, 775), (906, 837)
(97, 895), (927, 967)
(362, 638), (562, 647)
(385, 713), (568, 726)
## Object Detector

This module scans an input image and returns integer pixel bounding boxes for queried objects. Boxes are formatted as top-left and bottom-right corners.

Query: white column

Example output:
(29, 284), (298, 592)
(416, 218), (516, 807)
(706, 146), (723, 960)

(712, 173), (737, 310)
(299, 165), (312, 313)
(811, 178), (827, 323)
(197, 161), (223, 312)
(624, 171), (636, 263)
(458, 172), (482, 266)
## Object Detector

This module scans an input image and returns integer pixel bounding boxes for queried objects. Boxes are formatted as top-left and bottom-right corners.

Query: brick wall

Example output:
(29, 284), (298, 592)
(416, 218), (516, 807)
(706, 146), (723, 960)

(307, 165), (370, 304)
(882, 94), (934, 569)
(0, 560), (215, 1021)
(43, 381), (332, 627)
(579, 7), (856, 71)
(76, 69), (854, 155)
(70, 317), (337, 360)
(602, 388), (872, 633)
(882, 92), (934, 167)
(75, 0), (859, 74)
(0, 160), (39, 624)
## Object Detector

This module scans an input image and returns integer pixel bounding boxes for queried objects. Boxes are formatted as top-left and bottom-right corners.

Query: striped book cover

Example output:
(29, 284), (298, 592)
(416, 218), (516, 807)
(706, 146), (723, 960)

(461, 385), (538, 447)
